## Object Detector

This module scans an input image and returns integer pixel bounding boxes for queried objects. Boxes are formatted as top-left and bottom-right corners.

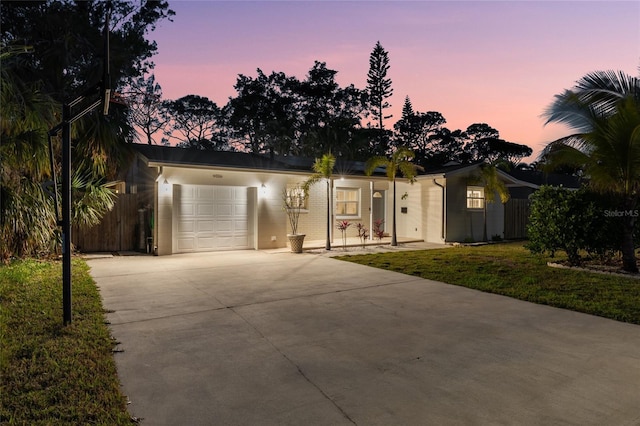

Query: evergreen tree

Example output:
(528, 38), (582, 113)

(366, 41), (393, 155)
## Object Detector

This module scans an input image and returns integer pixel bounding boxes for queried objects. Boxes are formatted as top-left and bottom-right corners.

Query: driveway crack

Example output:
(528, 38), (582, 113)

(230, 307), (357, 425)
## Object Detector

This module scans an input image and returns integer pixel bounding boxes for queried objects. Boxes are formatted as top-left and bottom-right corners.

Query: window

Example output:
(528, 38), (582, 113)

(336, 188), (360, 217)
(467, 186), (484, 209)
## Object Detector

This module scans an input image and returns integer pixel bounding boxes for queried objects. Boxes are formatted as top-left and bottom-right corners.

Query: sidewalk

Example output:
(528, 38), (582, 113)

(265, 236), (450, 257)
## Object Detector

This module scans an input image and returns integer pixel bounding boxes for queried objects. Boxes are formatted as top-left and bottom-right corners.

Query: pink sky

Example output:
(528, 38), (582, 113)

(148, 1), (640, 161)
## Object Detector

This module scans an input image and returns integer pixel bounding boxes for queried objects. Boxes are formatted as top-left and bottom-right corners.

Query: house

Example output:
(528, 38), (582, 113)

(94, 145), (540, 255)
(415, 163), (537, 243)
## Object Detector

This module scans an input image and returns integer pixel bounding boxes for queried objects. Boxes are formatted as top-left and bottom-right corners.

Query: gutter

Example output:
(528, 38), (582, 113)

(433, 178), (446, 241)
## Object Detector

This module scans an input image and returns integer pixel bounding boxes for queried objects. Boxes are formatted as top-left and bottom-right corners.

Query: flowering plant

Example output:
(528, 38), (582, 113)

(373, 219), (385, 242)
(336, 220), (351, 250)
(356, 223), (369, 248)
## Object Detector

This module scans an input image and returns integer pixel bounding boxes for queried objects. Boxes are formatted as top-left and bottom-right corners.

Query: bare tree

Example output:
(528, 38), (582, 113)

(124, 73), (167, 144)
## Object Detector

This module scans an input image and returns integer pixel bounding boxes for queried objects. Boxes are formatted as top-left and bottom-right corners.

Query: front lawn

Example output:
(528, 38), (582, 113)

(0, 259), (132, 425)
(336, 242), (640, 325)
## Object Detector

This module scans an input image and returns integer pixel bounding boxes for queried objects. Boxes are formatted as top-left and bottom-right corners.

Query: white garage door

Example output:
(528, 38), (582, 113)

(175, 185), (249, 252)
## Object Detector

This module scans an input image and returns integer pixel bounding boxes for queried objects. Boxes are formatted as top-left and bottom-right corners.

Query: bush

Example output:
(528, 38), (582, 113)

(525, 186), (633, 265)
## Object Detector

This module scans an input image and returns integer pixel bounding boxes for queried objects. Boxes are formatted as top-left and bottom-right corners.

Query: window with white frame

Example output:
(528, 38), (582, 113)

(336, 187), (360, 217)
(467, 186), (485, 209)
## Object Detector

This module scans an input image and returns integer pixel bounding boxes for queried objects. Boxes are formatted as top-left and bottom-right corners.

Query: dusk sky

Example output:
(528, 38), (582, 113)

(149, 1), (640, 160)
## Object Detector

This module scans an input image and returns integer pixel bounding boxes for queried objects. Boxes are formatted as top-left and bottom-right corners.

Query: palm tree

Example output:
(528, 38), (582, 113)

(365, 147), (422, 246)
(1, 46), (58, 259)
(469, 162), (511, 242)
(541, 69), (640, 272)
(304, 153), (336, 250)
(1, 45), (117, 260)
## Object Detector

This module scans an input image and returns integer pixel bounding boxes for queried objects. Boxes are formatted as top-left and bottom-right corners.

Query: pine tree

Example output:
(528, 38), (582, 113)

(366, 41), (393, 155)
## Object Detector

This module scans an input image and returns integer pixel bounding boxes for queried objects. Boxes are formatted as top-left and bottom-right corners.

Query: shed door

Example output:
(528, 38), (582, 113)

(175, 185), (249, 252)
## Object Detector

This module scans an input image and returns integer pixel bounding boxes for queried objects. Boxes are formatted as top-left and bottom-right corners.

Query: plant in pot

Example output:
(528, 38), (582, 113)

(283, 184), (309, 253)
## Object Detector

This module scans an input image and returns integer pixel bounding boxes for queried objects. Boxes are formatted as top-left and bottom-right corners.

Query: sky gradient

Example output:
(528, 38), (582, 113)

(148, 1), (640, 161)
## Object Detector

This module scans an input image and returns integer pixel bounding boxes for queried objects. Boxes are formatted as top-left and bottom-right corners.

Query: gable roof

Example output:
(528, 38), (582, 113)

(132, 144), (387, 176)
(417, 162), (539, 189)
(133, 144), (299, 172)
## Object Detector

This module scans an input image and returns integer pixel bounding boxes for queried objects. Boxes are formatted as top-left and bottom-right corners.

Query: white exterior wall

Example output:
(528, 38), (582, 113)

(155, 166), (296, 253)
(419, 178), (446, 243)
(444, 175), (505, 242)
(156, 180), (173, 255)
(394, 181), (422, 240)
(486, 193), (505, 240)
(152, 163), (418, 253)
(296, 178), (329, 241)
(445, 176), (476, 242)
(296, 178), (379, 242)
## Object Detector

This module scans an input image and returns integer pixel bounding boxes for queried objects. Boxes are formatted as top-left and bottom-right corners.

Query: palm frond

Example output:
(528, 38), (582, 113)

(364, 156), (390, 176)
(71, 172), (117, 228)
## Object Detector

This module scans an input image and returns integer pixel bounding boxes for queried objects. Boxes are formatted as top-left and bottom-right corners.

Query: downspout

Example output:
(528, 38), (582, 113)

(153, 166), (163, 255)
(433, 178), (446, 241)
(369, 181), (374, 241)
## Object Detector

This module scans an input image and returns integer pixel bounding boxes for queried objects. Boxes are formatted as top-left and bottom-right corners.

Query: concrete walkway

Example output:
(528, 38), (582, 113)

(88, 250), (640, 425)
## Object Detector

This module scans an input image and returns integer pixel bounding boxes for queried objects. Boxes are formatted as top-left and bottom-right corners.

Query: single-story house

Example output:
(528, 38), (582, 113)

(114, 145), (541, 255)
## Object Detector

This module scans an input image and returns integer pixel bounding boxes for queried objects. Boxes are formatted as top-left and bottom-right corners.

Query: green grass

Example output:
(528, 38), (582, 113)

(336, 242), (640, 325)
(0, 259), (131, 425)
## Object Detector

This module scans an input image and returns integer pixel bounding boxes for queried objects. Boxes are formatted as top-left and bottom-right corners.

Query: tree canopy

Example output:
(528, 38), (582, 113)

(1, 0), (174, 259)
(540, 69), (640, 272)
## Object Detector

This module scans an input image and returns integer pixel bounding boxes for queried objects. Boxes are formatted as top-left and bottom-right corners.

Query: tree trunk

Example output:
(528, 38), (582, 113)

(325, 179), (331, 250)
(482, 203), (488, 242)
(391, 179), (397, 246)
(621, 214), (638, 273)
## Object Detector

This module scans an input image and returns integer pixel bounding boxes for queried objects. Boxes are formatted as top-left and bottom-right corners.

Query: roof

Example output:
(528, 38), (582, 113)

(420, 162), (484, 177)
(507, 169), (582, 189)
(418, 162), (539, 189)
(132, 144), (387, 176)
(133, 144), (300, 172)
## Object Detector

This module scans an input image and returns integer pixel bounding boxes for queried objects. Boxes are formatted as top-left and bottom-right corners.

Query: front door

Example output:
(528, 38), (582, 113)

(372, 191), (386, 234)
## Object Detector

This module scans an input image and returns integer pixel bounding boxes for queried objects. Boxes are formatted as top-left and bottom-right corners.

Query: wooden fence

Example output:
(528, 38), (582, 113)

(72, 193), (141, 252)
(504, 198), (530, 240)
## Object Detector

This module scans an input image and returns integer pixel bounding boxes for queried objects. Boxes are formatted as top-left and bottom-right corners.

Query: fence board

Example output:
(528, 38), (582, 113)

(73, 193), (140, 252)
(504, 198), (530, 240)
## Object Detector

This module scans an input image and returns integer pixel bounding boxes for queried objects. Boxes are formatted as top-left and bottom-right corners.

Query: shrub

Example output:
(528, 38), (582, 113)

(526, 186), (638, 265)
(373, 219), (385, 241)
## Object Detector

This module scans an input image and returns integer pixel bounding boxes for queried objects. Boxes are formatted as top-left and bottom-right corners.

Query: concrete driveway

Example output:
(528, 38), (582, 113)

(88, 250), (640, 426)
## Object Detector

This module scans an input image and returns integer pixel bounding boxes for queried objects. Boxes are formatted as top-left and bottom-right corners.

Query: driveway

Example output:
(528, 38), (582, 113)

(88, 250), (640, 425)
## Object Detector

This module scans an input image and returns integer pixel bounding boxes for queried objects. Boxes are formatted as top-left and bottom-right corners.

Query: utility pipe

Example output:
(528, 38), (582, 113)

(433, 178), (446, 241)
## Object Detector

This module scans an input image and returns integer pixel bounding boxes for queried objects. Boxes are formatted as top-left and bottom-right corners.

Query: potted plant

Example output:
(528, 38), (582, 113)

(283, 184), (308, 253)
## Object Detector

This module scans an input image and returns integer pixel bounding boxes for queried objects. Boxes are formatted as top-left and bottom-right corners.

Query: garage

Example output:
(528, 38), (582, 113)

(174, 184), (249, 252)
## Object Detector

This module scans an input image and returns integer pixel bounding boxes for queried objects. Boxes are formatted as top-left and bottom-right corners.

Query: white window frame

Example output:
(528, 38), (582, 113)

(335, 187), (361, 218)
(467, 186), (485, 210)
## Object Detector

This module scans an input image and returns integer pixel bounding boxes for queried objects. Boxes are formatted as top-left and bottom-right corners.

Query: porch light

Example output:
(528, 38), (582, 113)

(373, 191), (382, 198)
(260, 183), (267, 196)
